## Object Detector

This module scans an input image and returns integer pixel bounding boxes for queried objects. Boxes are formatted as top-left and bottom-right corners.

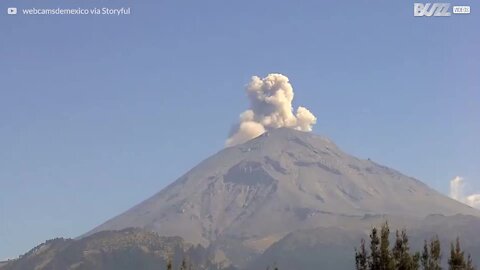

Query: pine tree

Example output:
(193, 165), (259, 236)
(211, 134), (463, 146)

(429, 236), (442, 270)
(421, 236), (442, 270)
(355, 226), (477, 270)
(466, 254), (475, 270)
(421, 240), (430, 270)
(392, 230), (404, 268)
(448, 238), (466, 270)
(180, 258), (188, 270)
(412, 252), (421, 270)
(355, 238), (368, 270)
(392, 229), (415, 270)
(266, 263), (279, 270)
(370, 227), (381, 270)
(380, 222), (394, 270)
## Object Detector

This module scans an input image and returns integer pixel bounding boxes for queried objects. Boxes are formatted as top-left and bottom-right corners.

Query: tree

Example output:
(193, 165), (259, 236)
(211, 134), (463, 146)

(422, 240), (430, 270)
(355, 226), (475, 270)
(392, 229), (419, 270)
(412, 252), (421, 270)
(421, 236), (442, 270)
(448, 238), (466, 270)
(356, 238), (369, 270)
(266, 263), (279, 270)
(392, 230), (407, 269)
(370, 227), (381, 270)
(180, 258), (188, 270)
(429, 236), (442, 270)
(466, 254), (475, 270)
(380, 222), (395, 270)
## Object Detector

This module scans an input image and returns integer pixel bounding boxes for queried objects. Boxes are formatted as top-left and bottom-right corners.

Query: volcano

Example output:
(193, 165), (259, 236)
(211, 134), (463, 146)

(85, 128), (480, 267)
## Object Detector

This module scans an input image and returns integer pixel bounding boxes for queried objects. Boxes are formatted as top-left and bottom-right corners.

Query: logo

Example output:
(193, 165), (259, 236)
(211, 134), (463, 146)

(7, 7), (17, 15)
(414, 3), (451, 16)
(453, 6), (470, 14)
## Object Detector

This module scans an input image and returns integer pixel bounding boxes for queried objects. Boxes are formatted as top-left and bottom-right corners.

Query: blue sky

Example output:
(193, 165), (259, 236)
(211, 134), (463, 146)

(0, 0), (479, 260)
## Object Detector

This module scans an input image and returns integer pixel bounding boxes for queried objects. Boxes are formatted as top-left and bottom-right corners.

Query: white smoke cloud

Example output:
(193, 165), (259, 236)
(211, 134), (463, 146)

(226, 73), (317, 146)
(466, 195), (480, 209)
(449, 176), (480, 209)
(449, 176), (464, 201)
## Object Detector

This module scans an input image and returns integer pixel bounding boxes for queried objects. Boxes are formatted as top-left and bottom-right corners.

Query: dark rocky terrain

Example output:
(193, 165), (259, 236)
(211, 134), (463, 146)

(0, 228), (223, 270)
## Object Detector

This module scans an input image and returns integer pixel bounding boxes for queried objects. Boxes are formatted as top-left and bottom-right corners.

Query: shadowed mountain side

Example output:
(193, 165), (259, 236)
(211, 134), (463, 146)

(0, 228), (226, 270)
(247, 227), (363, 270)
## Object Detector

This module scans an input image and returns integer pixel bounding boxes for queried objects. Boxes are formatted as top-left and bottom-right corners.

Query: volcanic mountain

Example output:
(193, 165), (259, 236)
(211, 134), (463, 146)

(86, 128), (480, 267)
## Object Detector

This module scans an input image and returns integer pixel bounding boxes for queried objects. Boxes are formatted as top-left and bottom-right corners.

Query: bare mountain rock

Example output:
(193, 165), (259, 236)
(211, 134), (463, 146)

(85, 128), (480, 267)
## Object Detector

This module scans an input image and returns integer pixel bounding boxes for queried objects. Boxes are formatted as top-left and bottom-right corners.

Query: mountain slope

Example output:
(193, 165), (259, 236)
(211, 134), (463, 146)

(1, 228), (221, 270)
(248, 214), (480, 270)
(86, 128), (480, 266)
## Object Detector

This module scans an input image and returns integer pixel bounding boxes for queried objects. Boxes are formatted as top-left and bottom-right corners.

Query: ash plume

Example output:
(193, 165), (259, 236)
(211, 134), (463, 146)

(450, 176), (464, 201)
(466, 195), (480, 209)
(226, 73), (317, 147)
(449, 176), (480, 209)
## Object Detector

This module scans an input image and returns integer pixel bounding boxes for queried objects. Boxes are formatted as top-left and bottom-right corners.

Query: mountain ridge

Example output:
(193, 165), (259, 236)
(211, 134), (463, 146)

(84, 128), (480, 267)
(1, 228), (223, 270)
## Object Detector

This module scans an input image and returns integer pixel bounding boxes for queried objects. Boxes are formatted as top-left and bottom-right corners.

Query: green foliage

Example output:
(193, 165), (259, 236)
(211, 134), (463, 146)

(380, 222), (395, 270)
(165, 257), (194, 270)
(422, 236), (442, 270)
(356, 238), (369, 270)
(355, 224), (475, 270)
(466, 254), (475, 270)
(370, 227), (381, 270)
(412, 252), (421, 270)
(448, 238), (468, 270)
(180, 258), (187, 270)
(392, 229), (417, 270)
(266, 264), (279, 270)
(422, 240), (430, 270)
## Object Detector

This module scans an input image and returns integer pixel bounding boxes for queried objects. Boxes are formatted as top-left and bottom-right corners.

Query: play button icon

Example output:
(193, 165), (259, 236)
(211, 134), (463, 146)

(7, 7), (18, 15)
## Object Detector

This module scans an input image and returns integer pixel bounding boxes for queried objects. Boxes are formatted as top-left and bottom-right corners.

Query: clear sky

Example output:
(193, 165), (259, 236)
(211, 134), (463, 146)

(0, 0), (479, 260)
